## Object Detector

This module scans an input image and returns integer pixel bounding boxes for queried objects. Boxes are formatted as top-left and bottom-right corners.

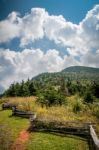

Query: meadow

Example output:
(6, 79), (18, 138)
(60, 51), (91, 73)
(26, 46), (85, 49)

(0, 95), (99, 149)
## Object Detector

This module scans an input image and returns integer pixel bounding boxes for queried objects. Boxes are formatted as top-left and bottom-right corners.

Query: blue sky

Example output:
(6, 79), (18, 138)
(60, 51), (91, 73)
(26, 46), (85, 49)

(0, 0), (98, 23)
(0, 0), (99, 92)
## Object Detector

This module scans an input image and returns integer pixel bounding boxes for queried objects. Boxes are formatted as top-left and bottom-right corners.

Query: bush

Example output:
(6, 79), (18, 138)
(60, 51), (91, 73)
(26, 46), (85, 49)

(37, 87), (66, 107)
(83, 91), (94, 103)
(93, 106), (99, 119)
(73, 100), (82, 113)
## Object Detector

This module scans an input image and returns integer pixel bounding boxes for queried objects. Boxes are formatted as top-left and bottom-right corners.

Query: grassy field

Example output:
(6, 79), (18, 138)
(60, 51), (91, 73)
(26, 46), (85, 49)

(0, 96), (90, 150)
(26, 132), (89, 150)
(0, 108), (29, 139)
(2, 96), (97, 123)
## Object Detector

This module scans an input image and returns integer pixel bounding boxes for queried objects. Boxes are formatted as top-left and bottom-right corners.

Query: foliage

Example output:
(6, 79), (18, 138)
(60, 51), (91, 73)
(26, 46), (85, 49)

(3, 66), (99, 106)
(37, 87), (66, 107)
(4, 80), (37, 97)
(83, 90), (94, 103)
(73, 100), (82, 113)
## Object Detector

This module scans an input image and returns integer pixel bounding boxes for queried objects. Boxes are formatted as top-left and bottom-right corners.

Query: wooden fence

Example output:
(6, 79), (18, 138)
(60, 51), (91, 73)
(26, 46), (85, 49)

(2, 103), (17, 110)
(30, 117), (99, 150)
(12, 106), (35, 119)
(89, 125), (99, 150)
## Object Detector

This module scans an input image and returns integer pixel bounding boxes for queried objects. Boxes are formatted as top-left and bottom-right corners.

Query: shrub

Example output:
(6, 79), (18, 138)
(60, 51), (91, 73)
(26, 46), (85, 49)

(73, 100), (82, 113)
(93, 105), (99, 119)
(37, 87), (66, 107)
(83, 91), (94, 103)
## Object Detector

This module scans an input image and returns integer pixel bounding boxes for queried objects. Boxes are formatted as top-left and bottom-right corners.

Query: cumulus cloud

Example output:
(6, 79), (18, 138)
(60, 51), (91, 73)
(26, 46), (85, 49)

(81, 51), (99, 68)
(80, 5), (99, 50)
(0, 5), (99, 51)
(0, 48), (79, 92)
(0, 8), (47, 46)
(0, 12), (20, 43)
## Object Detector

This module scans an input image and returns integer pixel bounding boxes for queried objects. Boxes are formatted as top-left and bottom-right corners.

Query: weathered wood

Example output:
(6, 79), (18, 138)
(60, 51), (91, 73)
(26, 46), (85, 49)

(30, 119), (90, 137)
(89, 125), (99, 150)
(2, 103), (17, 110)
(12, 107), (35, 119)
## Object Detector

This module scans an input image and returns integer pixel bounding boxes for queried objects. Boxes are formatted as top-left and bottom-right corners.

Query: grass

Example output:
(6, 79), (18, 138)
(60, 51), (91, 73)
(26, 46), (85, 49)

(26, 132), (89, 150)
(1, 96), (98, 126)
(0, 107), (29, 139)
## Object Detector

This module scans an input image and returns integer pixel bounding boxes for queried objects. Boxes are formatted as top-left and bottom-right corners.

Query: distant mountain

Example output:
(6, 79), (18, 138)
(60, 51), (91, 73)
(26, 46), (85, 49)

(4, 66), (99, 96)
(32, 66), (99, 83)
(62, 66), (99, 74)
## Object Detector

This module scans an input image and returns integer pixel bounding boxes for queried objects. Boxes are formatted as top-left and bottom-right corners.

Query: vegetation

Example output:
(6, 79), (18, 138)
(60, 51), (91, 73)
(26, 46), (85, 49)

(0, 124), (14, 150)
(27, 132), (89, 150)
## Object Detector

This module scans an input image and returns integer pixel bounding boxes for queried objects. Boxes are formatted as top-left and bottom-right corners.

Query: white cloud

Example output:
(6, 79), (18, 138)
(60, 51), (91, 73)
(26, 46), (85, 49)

(0, 8), (48, 46)
(20, 8), (48, 47)
(0, 12), (20, 43)
(79, 5), (99, 50)
(0, 5), (99, 52)
(0, 48), (79, 92)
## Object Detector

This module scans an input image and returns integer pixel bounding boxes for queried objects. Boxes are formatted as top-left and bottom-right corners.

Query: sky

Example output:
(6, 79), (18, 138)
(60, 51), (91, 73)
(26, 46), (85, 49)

(0, 0), (99, 93)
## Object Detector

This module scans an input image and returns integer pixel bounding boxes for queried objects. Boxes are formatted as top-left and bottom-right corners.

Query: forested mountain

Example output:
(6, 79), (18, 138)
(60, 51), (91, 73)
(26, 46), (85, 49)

(3, 66), (99, 105)
(62, 66), (99, 73)
(32, 66), (99, 82)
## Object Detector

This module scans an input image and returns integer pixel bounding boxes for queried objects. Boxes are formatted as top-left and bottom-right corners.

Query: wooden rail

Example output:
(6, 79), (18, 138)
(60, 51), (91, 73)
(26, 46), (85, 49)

(89, 125), (99, 150)
(12, 106), (35, 119)
(2, 103), (16, 110)
(30, 119), (90, 137)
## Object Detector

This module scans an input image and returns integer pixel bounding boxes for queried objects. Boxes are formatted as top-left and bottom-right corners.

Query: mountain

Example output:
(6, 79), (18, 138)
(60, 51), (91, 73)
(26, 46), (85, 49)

(4, 66), (99, 97)
(32, 66), (99, 82)
(62, 66), (99, 74)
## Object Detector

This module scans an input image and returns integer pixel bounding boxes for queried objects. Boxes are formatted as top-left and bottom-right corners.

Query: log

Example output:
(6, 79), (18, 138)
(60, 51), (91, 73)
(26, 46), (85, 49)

(12, 107), (35, 118)
(30, 119), (90, 136)
(90, 125), (99, 150)
(2, 103), (17, 110)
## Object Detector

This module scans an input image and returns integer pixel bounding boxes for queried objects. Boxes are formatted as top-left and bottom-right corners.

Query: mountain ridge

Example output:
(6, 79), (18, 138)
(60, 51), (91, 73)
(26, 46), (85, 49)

(32, 66), (99, 82)
(62, 66), (99, 73)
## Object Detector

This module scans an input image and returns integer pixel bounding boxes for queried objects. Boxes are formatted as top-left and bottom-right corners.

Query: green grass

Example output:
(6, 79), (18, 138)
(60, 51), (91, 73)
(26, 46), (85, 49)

(0, 108), (29, 139)
(27, 132), (89, 150)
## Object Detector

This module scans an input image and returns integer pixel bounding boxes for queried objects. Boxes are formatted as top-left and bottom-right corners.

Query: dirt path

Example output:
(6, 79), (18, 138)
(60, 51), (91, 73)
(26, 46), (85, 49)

(11, 130), (30, 150)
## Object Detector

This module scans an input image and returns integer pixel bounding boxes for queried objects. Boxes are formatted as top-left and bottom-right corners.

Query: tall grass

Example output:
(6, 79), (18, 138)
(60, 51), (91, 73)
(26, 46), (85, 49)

(1, 95), (97, 125)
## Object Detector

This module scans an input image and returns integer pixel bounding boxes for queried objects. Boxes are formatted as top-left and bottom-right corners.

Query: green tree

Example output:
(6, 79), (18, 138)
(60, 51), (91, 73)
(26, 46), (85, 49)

(20, 80), (30, 96)
(84, 90), (94, 103)
(29, 81), (36, 96)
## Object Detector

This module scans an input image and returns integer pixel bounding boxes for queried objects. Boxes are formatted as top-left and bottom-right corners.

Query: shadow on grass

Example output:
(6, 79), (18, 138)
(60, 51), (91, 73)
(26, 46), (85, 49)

(9, 114), (29, 120)
(28, 127), (89, 142)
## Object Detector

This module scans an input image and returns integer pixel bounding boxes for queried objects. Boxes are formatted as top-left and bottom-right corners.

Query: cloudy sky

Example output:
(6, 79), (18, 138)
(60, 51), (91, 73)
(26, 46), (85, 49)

(0, 0), (99, 93)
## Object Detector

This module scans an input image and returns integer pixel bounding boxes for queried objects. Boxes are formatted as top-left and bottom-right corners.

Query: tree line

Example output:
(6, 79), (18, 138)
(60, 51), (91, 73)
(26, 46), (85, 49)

(3, 77), (99, 106)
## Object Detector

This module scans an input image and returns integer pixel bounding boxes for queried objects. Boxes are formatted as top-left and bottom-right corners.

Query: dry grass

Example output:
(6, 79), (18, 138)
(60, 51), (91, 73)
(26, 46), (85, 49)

(1, 95), (98, 124)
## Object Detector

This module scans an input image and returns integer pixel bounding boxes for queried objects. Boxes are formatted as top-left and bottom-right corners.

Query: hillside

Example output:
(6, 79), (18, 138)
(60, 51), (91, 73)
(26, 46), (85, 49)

(32, 66), (99, 82)
(3, 66), (99, 98)
(62, 66), (99, 73)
